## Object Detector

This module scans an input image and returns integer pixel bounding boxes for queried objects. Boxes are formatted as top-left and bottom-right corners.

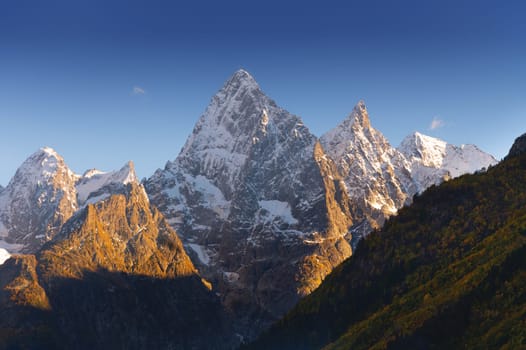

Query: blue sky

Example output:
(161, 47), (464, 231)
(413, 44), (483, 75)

(1, 0), (525, 185)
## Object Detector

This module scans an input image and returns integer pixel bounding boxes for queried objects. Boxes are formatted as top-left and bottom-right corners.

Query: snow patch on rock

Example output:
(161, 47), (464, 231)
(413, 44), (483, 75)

(188, 243), (211, 265)
(0, 248), (10, 265)
(258, 200), (298, 225)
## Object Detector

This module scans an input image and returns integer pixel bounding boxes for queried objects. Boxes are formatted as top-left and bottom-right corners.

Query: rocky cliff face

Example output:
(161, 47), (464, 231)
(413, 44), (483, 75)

(145, 69), (354, 338)
(507, 132), (526, 158)
(0, 182), (234, 349)
(38, 182), (196, 280)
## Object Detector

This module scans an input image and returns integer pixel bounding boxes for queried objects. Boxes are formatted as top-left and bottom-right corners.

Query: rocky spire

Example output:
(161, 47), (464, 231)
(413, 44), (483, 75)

(351, 100), (371, 129)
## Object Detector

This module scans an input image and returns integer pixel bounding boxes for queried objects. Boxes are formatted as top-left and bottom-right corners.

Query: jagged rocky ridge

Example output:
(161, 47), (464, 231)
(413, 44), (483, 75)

(0, 181), (234, 349)
(145, 69), (497, 338)
(320, 104), (497, 245)
(0, 70), (498, 346)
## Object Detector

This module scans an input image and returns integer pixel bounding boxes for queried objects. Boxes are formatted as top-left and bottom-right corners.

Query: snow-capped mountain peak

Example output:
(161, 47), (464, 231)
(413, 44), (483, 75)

(320, 100), (414, 236)
(399, 132), (447, 168)
(0, 147), (142, 253)
(9, 147), (77, 186)
(226, 68), (259, 90)
(0, 147), (79, 252)
(398, 132), (498, 192)
(350, 99), (371, 129)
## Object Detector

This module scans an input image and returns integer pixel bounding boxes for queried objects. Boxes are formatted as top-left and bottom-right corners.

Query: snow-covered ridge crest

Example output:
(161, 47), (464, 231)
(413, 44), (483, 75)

(76, 160), (138, 206)
(321, 100), (497, 243)
(398, 132), (498, 192)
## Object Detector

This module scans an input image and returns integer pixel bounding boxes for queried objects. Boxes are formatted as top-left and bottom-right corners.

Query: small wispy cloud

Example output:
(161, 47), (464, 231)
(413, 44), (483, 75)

(132, 86), (146, 95)
(429, 116), (445, 130)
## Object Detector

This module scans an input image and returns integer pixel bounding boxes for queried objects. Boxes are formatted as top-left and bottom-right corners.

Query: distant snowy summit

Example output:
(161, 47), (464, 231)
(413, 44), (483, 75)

(320, 99), (497, 240)
(0, 147), (138, 255)
(398, 131), (497, 193)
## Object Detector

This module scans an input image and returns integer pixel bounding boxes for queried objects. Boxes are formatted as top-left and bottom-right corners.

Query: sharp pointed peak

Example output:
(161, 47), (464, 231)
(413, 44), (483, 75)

(222, 68), (260, 93)
(33, 146), (62, 160)
(120, 160), (135, 171)
(231, 68), (256, 81)
(117, 160), (138, 184)
(23, 147), (69, 168)
(349, 99), (370, 129)
(353, 99), (367, 112)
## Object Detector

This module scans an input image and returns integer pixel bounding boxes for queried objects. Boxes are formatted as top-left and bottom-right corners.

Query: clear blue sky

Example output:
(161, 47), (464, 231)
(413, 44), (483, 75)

(1, 0), (525, 185)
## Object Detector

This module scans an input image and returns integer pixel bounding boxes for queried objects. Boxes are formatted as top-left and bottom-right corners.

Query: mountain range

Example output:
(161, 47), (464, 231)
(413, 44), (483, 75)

(247, 132), (526, 349)
(0, 70), (498, 347)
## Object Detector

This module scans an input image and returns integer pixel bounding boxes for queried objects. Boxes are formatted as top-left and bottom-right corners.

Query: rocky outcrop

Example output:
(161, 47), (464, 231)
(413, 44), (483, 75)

(0, 255), (57, 349)
(507, 132), (526, 158)
(0, 255), (50, 310)
(0, 182), (235, 349)
(38, 182), (197, 280)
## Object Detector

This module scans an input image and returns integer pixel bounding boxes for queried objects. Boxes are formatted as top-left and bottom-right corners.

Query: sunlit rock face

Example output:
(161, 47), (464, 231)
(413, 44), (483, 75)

(145, 69), (355, 338)
(0, 182), (235, 349)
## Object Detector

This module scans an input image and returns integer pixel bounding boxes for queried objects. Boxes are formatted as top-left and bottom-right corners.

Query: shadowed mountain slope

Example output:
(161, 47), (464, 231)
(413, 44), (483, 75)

(247, 134), (526, 349)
